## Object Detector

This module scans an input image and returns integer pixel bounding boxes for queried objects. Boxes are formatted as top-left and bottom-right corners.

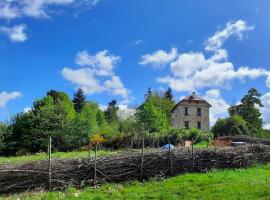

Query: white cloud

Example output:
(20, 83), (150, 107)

(0, 91), (22, 108)
(103, 76), (130, 98)
(75, 50), (121, 76)
(205, 20), (254, 52)
(0, 24), (28, 42)
(140, 47), (178, 68)
(152, 20), (270, 92)
(170, 52), (207, 78)
(203, 89), (230, 126)
(117, 104), (136, 120)
(61, 67), (104, 94)
(261, 93), (270, 129)
(62, 50), (131, 101)
(23, 107), (31, 113)
(0, 0), (100, 19)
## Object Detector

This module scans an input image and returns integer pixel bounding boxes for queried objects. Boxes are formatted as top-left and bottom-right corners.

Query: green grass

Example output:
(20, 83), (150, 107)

(0, 150), (115, 165)
(2, 164), (270, 200)
(194, 140), (209, 148)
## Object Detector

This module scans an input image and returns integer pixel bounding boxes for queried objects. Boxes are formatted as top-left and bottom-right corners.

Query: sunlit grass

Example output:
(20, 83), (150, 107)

(0, 149), (115, 165)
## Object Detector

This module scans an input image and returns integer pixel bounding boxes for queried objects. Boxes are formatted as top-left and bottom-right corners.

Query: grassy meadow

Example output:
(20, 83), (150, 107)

(0, 149), (116, 165)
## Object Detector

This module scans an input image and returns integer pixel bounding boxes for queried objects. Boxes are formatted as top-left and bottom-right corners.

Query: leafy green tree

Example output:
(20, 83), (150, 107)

(96, 109), (107, 129)
(146, 91), (175, 124)
(228, 88), (263, 135)
(211, 115), (250, 138)
(136, 96), (169, 133)
(72, 88), (86, 113)
(0, 123), (8, 154)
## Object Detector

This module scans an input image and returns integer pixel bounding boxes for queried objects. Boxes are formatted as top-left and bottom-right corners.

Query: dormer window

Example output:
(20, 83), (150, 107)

(184, 107), (189, 115)
(197, 108), (202, 116)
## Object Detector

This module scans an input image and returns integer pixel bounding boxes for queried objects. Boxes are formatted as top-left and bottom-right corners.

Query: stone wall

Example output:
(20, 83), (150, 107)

(171, 101), (210, 131)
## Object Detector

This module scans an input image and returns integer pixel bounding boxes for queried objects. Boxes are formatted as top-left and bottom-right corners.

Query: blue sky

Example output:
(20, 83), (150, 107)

(1, 0), (270, 127)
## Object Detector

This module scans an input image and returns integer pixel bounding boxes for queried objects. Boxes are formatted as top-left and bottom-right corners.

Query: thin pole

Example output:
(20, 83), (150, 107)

(192, 138), (194, 169)
(169, 140), (173, 176)
(94, 143), (97, 185)
(140, 136), (144, 181)
(48, 137), (52, 191)
(88, 141), (91, 159)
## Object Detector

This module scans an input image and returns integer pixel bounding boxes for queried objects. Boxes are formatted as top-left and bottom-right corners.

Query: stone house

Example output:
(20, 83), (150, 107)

(171, 92), (211, 131)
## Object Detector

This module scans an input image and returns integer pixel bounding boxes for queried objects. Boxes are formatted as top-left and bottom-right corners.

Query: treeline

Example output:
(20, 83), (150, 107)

(0, 87), (268, 156)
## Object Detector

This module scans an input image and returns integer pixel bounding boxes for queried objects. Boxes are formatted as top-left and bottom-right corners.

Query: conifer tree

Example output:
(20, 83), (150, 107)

(72, 88), (86, 113)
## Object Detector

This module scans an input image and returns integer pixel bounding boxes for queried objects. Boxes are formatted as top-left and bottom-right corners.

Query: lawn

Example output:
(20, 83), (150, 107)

(0, 149), (116, 165)
(1, 164), (270, 200)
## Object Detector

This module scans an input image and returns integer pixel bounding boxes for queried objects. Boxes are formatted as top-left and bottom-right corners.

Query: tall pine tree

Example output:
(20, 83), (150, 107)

(72, 88), (86, 113)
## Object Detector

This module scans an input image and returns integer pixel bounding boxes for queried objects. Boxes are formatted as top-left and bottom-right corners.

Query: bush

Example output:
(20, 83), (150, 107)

(211, 115), (250, 138)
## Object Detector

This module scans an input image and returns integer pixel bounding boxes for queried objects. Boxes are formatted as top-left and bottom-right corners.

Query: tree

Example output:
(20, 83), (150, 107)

(228, 88), (263, 135)
(211, 115), (250, 138)
(105, 100), (119, 124)
(164, 87), (173, 101)
(72, 88), (86, 113)
(147, 92), (175, 124)
(0, 123), (8, 155)
(136, 96), (169, 133)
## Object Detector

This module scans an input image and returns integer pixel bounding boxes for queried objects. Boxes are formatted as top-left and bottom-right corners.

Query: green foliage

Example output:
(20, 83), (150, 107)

(105, 100), (119, 124)
(72, 88), (86, 113)
(136, 95), (169, 133)
(0, 122), (8, 154)
(3, 91), (102, 155)
(211, 115), (250, 138)
(228, 88), (264, 135)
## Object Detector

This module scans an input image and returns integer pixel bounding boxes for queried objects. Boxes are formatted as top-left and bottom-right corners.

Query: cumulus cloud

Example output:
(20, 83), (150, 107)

(117, 104), (136, 120)
(0, 0), (100, 19)
(205, 20), (254, 52)
(75, 50), (121, 76)
(203, 89), (230, 125)
(0, 24), (28, 42)
(62, 50), (131, 101)
(103, 76), (130, 98)
(150, 20), (270, 92)
(140, 47), (178, 68)
(61, 67), (104, 94)
(261, 93), (270, 129)
(0, 91), (22, 108)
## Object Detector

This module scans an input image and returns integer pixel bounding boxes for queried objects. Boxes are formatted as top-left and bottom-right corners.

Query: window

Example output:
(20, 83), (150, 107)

(184, 107), (189, 116)
(197, 121), (201, 129)
(197, 108), (202, 116)
(184, 121), (189, 129)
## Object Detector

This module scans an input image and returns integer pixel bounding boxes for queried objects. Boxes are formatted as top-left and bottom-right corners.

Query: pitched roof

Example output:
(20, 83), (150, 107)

(171, 92), (211, 112)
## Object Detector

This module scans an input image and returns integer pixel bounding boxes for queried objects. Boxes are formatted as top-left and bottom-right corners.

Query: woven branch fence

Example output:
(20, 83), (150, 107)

(1, 144), (270, 194)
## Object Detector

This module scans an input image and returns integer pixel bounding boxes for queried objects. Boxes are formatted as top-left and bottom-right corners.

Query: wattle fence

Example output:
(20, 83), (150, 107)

(1, 143), (270, 194)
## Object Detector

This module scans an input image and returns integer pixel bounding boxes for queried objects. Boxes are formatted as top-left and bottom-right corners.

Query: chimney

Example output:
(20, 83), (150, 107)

(191, 92), (196, 98)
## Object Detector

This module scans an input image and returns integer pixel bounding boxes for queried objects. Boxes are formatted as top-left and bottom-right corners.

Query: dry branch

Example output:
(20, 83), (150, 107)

(0, 144), (270, 194)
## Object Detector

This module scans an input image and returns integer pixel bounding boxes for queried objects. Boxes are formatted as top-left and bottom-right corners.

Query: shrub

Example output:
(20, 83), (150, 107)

(211, 115), (250, 138)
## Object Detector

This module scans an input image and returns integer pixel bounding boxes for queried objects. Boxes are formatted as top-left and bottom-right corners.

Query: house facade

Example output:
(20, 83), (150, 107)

(171, 92), (211, 131)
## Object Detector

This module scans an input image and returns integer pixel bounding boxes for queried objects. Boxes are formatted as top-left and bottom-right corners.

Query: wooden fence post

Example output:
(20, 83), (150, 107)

(140, 136), (144, 181)
(169, 140), (173, 176)
(88, 141), (91, 159)
(192, 138), (194, 169)
(48, 137), (52, 191)
(94, 143), (98, 186)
